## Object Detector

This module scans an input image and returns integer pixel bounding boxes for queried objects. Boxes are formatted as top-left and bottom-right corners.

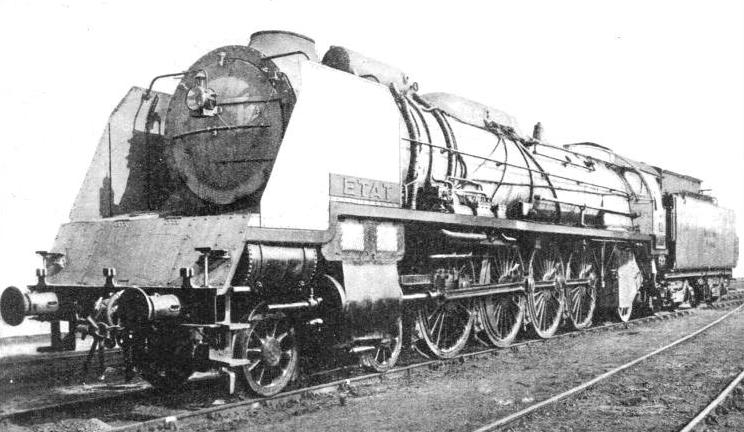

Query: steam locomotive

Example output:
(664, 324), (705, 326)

(1, 31), (737, 396)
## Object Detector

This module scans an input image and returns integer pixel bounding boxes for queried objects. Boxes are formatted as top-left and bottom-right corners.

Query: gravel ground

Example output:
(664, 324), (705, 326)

(3, 372), (228, 432)
(0, 366), (149, 416)
(509, 309), (744, 431)
(173, 308), (744, 432)
(701, 387), (744, 432)
(3, 305), (741, 432)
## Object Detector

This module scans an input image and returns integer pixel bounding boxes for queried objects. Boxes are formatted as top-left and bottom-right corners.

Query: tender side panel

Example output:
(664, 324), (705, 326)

(661, 170), (702, 195)
(672, 194), (738, 271)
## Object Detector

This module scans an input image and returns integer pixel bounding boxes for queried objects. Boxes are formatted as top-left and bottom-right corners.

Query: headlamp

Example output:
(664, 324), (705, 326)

(185, 71), (217, 116)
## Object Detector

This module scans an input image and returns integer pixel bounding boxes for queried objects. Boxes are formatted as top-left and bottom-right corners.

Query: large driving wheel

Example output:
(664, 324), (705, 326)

(566, 247), (597, 330)
(476, 247), (526, 347)
(360, 316), (403, 372)
(415, 259), (475, 359)
(234, 303), (299, 397)
(527, 245), (565, 338)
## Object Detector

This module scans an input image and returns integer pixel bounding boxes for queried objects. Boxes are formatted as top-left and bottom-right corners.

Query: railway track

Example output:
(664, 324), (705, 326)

(470, 303), (744, 431)
(4, 297), (742, 432)
(3, 283), (741, 384)
(678, 369), (744, 432)
(3, 287), (742, 384)
(0, 348), (122, 387)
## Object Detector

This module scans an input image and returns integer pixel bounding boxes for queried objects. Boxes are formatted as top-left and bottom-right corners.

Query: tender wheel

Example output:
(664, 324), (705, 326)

(566, 247), (597, 330)
(415, 259), (475, 359)
(686, 282), (700, 308)
(527, 245), (565, 338)
(476, 247), (526, 347)
(234, 303), (299, 397)
(360, 316), (404, 372)
(130, 325), (194, 391)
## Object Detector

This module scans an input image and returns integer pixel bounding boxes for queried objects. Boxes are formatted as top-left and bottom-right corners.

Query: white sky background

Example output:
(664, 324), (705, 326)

(0, 0), (742, 336)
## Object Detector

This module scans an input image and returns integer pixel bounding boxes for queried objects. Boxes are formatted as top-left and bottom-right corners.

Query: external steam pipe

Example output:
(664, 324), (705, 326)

(389, 84), (420, 209)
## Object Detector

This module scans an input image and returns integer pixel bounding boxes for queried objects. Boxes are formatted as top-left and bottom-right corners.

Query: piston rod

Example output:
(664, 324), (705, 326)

(267, 297), (322, 311)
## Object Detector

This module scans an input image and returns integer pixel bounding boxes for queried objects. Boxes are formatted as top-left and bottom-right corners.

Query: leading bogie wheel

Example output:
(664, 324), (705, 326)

(414, 259), (476, 359)
(360, 316), (404, 372)
(234, 303), (299, 397)
(527, 245), (565, 339)
(476, 247), (526, 347)
(566, 247), (597, 330)
(131, 325), (194, 391)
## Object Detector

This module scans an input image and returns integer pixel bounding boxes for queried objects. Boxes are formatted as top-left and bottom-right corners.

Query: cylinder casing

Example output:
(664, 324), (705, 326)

(232, 244), (318, 293)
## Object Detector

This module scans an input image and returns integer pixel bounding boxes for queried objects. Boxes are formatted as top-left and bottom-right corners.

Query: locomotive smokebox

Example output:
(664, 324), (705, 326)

(165, 44), (296, 206)
(0, 286), (59, 326)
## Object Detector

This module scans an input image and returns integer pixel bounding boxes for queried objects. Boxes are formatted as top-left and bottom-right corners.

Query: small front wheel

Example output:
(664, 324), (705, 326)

(234, 303), (299, 397)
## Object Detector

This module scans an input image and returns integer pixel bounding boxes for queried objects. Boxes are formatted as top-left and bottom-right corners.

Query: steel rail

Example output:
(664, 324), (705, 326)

(0, 346), (121, 367)
(471, 303), (744, 432)
(678, 368), (744, 432)
(0, 386), (157, 421)
(3, 296), (740, 430)
(104, 308), (712, 432)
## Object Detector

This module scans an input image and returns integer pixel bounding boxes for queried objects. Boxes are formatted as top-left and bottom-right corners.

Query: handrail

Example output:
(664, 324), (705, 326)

(470, 180), (630, 198)
(401, 137), (630, 196)
(143, 71), (189, 100)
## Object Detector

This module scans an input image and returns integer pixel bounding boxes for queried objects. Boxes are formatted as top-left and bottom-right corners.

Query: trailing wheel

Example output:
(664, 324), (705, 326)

(415, 259), (475, 359)
(476, 247), (526, 347)
(527, 245), (565, 338)
(234, 303), (299, 397)
(566, 247), (597, 330)
(360, 316), (404, 372)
